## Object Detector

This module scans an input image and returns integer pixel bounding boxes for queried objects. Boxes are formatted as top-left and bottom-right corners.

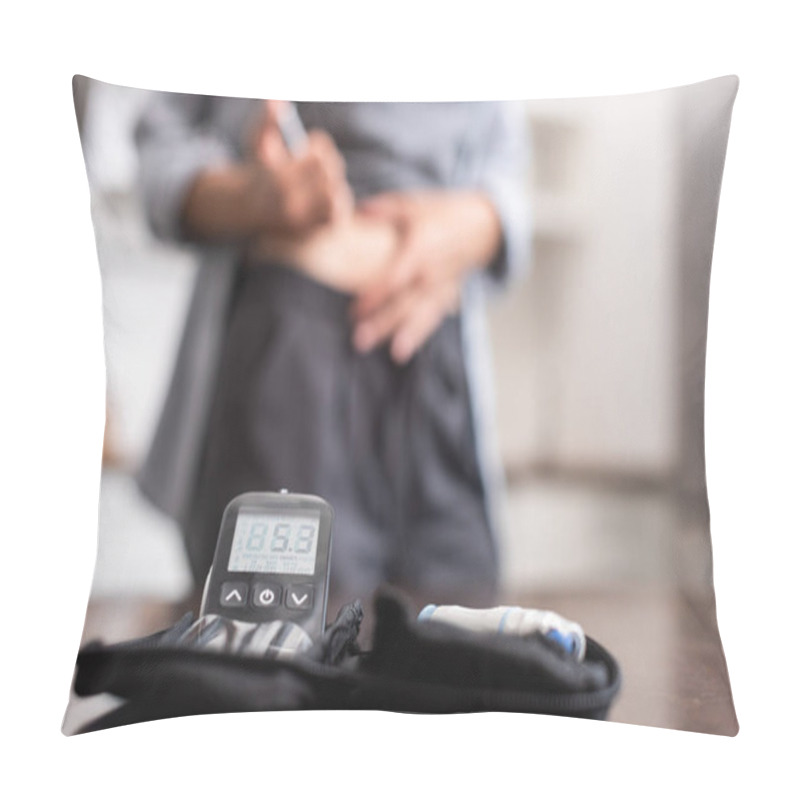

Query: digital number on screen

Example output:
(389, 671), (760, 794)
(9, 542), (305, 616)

(228, 509), (321, 575)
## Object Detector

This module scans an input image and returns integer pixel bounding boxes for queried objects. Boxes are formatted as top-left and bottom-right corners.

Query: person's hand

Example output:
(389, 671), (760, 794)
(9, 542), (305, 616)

(246, 100), (354, 233)
(248, 211), (400, 294)
(181, 101), (353, 241)
(350, 190), (502, 363)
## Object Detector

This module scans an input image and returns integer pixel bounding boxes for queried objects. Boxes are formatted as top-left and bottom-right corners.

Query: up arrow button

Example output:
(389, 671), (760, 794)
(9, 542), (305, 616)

(220, 581), (247, 608)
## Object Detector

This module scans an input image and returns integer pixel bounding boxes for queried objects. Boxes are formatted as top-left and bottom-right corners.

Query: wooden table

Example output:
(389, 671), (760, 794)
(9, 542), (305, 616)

(508, 586), (737, 734)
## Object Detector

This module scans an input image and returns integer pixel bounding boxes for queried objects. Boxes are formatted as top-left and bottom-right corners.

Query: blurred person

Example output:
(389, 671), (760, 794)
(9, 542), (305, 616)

(135, 95), (530, 609)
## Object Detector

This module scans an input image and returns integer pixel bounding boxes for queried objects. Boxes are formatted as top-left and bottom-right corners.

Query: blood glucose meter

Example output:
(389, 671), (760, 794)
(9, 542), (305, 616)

(200, 491), (333, 638)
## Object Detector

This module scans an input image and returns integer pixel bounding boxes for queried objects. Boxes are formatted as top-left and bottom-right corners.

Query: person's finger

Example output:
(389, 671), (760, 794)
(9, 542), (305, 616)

(352, 263), (415, 319)
(358, 192), (406, 219)
(390, 283), (459, 363)
(259, 126), (290, 166)
(275, 146), (346, 229)
(389, 301), (441, 364)
(294, 183), (336, 229)
(305, 131), (350, 202)
(352, 285), (418, 353)
(299, 131), (352, 222)
(331, 182), (355, 220)
(307, 130), (347, 172)
(315, 148), (353, 219)
(351, 222), (418, 319)
(265, 99), (289, 124)
(252, 100), (291, 165)
(243, 101), (268, 156)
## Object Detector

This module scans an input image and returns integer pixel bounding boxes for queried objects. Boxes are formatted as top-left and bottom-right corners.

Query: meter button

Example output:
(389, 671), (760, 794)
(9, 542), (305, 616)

(286, 585), (314, 610)
(252, 583), (282, 608)
(220, 581), (247, 608)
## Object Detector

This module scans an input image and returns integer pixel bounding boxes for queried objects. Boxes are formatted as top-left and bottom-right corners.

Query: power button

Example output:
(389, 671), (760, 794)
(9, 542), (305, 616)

(252, 582), (282, 608)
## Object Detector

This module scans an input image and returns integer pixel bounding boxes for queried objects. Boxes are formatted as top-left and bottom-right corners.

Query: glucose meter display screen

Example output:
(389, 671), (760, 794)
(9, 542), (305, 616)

(228, 508), (320, 575)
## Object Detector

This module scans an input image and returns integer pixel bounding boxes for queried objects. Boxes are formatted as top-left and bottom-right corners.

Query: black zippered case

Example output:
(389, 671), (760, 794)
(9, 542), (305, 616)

(71, 588), (622, 733)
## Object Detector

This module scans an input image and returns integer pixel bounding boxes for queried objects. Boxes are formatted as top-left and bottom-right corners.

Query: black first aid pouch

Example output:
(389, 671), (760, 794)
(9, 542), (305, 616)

(71, 588), (622, 732)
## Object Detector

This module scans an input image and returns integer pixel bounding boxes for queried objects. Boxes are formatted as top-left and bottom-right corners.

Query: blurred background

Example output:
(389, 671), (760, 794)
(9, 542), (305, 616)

(70, 77), (736, 734)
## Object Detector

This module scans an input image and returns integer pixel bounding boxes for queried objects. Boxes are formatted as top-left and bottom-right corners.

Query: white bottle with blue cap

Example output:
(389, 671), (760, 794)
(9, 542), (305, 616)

(417, 604), (587, 661)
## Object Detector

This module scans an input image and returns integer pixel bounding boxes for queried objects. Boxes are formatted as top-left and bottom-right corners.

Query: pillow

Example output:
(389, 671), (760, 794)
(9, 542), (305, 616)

(63, 75), (738, 735)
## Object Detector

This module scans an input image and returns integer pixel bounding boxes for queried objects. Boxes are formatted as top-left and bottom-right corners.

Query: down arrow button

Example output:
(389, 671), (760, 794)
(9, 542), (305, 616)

(286, 585), (314, 610)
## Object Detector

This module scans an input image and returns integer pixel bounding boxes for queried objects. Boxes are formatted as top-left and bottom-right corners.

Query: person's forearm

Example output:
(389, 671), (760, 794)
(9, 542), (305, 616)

(181, 164), (277, 241)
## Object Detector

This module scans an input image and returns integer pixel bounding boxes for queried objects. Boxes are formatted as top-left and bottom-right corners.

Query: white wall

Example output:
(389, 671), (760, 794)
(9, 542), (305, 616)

(489, 91), (680, 481)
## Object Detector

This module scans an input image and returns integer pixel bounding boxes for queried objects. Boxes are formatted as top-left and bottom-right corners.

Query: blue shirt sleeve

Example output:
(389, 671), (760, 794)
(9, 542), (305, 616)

(471, 101), (533, 289)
